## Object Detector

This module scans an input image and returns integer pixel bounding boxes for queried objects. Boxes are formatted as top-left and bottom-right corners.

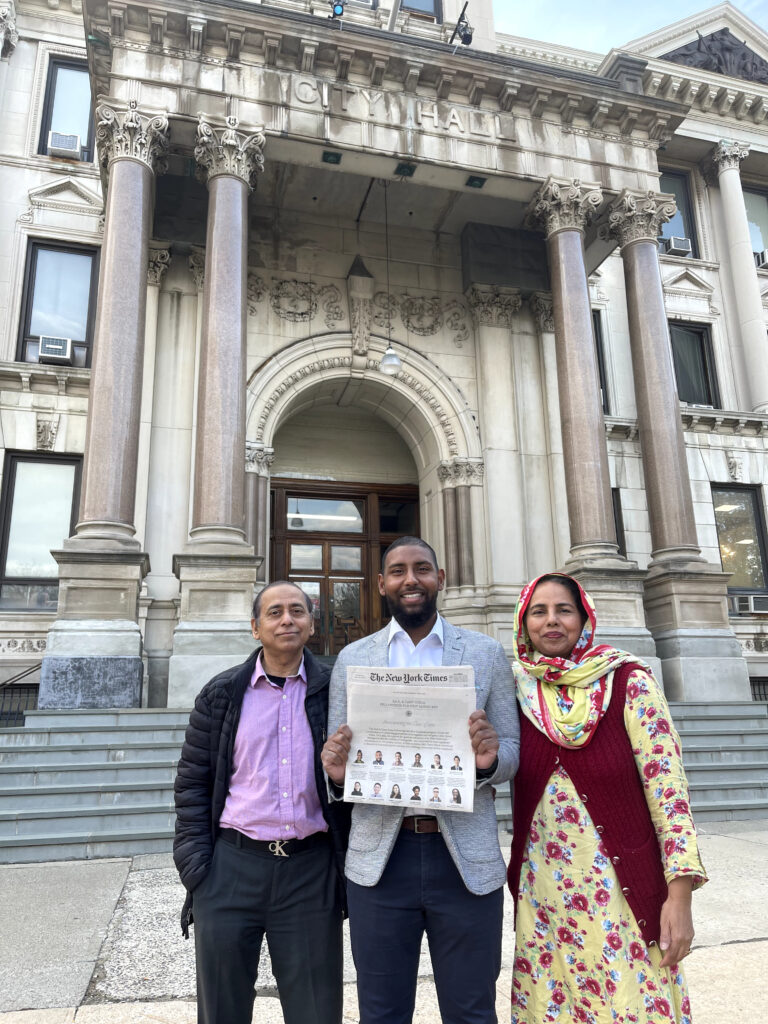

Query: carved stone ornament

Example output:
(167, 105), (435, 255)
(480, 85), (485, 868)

(245, 443), (275, 476)
(466, 286), (522, 329)
(530, 292), (555, 333)
(373, 292), (398, 330)
(662, 28), (768, 85)
(603, 189), (677, 249)
(443, 300), (470, 349)
(0, 0), (18, 59)
(247, 273), (266, 315)
(438, 458), (485, 485)
(401, 295), (443, 336)
(189, 249), (205, 290)
(0, 637), (46, 654)
(727, 454), (744, 482)
(95, 100), (170, 173)
(147, 246), (171, 286)
(347, 256), (375, 356)
(195, 115), (265, 189)
(36, 413), (59, 452)
(706, 139), (750, 178)
(527, 177), (603, 237)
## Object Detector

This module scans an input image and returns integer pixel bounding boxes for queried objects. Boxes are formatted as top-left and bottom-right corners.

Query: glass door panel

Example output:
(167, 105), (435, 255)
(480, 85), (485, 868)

(290, 544), (323, 571)
(331, 544), (362, 571)
(330, 579), (364, 654)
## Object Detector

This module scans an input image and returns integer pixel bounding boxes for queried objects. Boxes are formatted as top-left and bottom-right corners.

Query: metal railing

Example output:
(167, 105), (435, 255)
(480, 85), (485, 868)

(751, 677), (768, 702)
(0, 662), (42, 728)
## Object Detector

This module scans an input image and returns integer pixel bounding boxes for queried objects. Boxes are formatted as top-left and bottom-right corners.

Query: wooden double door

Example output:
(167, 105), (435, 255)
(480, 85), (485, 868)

(270, 479), (419, 658)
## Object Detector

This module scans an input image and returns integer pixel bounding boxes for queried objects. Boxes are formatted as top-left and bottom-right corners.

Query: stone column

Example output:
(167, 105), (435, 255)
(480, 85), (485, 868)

(168, 117), (265, 706)
(39, 100), (168, 709)
(527, 179), (655, 662)
(605, 188), (749, 699)
(245, 444), (273, 583)
(438, 464), (460, 588)
(705, 140), (768, 413)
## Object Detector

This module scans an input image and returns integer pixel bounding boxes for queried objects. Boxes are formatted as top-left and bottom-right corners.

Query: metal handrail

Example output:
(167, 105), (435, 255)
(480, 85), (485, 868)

(0, 661), (43, 688)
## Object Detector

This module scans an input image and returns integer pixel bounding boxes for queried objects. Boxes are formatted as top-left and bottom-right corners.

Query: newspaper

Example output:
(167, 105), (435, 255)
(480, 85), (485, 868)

(343, 666), (476, 812)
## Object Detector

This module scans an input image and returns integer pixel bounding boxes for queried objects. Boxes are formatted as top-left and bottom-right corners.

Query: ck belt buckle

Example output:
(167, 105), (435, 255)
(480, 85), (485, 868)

(268, 839), (290, 857)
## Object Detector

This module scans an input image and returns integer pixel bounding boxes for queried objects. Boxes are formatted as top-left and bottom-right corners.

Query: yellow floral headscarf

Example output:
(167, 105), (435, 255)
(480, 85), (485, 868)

(513, 573), (651, 749)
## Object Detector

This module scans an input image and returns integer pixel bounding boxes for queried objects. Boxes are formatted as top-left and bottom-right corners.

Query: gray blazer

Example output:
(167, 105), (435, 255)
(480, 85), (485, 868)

(327, 618), (520, 895)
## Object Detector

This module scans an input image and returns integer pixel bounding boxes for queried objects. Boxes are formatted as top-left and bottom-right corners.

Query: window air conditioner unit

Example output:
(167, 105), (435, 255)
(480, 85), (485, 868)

(754, 250), (768, 270)
(47, 131), (81, 159)
(38, 336), (73, 365)
(729, 594), (768, 615)
(663, 236), (692, 257)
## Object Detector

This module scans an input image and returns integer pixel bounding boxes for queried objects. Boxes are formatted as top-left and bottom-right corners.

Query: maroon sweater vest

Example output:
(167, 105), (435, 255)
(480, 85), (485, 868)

(507, 664), (668, 947)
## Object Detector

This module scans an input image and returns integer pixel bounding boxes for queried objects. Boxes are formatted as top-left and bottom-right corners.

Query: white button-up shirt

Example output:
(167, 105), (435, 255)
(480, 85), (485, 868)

(387, 614), (444, 668)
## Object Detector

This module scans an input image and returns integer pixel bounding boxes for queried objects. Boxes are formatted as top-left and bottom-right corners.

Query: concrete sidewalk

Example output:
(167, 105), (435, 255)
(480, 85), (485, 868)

(0, 821), (765, 1024)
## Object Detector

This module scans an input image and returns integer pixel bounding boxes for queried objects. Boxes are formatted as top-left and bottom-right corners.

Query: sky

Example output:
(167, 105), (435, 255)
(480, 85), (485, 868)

(492, 0), (768, 54)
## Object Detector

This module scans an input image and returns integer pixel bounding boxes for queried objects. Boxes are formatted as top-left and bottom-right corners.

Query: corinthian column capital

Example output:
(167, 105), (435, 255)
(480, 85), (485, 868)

(709, 139), (750, 174)
(95, 100), (170, 174)
(603, 189), (676, 249)
(0, 1), (19, 58)
(527, 176), (603, 237)
(466, 284), (521, 329)
(195, 115), (266, 189)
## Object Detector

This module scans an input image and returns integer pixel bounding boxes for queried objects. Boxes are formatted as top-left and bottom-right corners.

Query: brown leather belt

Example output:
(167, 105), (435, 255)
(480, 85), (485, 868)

(401, 816), (440, 834)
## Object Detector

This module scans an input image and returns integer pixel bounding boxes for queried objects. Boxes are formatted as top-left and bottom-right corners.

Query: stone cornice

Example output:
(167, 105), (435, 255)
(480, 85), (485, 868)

(194, 115), (265, 188)
(602, 189), (676, 249)
(526, 176), (603, 237)
(95, 99), (169, 173)
(642, 57), (768, 126)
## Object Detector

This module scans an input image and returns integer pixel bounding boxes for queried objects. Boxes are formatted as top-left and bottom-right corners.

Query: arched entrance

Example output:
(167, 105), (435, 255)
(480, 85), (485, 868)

(245, 334), (485, 644)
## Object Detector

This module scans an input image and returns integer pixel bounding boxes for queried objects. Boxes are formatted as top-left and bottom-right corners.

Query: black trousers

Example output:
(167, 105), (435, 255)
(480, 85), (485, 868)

(347, 830), (504, 1024)
(192, 833), (344, 1024)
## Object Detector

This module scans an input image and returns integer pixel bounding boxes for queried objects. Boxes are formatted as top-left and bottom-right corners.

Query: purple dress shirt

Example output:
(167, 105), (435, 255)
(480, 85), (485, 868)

(218, 653), (327, 841)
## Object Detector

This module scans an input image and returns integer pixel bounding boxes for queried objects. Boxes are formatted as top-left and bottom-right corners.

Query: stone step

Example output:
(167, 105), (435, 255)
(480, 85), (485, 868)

(0, 742), (181, 766)
(0, 828), (174, 864)
(0, 725), (187, 746)
(689, 779), (768, 803)
(0, 802), (175, 838)
(0, 761), (177, 787)
(669, 701), (768, 720)
(691, 798), (768, 822)
(682, 744), (768, 764)
(678, 728), (768, 747)
(23, 709), (191, 729)
(675, 717), (768, 734)
(685, 760), (768, 784)
(0, 781), (174, 810)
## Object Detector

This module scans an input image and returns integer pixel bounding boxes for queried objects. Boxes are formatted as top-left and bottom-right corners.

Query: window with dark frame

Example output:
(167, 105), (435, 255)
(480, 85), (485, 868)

(611, 488), (626, 557)
(38, 59), (94, 162)
(402, 0), (441, 18)
(744, 189), (768, 260)
(0, 453), (81, 611)
(658, 171), (698, 258)
(668, 321), (720, 407)
(592, 309), (610, 415)
(712, 485), (768, 592)
(17, 240), (99, 367)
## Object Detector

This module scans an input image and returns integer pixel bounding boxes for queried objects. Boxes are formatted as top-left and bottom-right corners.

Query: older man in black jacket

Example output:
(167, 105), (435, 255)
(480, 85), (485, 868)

(173, 581), (350, 1024)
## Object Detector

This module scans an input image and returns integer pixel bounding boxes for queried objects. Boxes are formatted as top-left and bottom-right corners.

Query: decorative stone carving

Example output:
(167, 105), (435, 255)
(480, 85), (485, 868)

(320, 285), (343, 329)
(373, 292), (398, 330)
(0, 1), (19, 59)
(36, 414), (59, 452)
(401, 295), (443, 336)
(245, 443), (275, 476)
(527, 177), (603, 236)
(189, 249), (205, 291)
(662, 29), (768, 85)
(195, 115), (265, 189)
(0, 637), (47, 654)
(530, 292), (555, 333)
(270, 279), (316, 322)
(255, 356), (354, 441)
(602, 189), (677, 249)
(95, 99), (169, 173)
(466, 285), (521, 329)
(705, 139), (750, 178)
(438, 457), (485, 485)
(247, 273), (266, 315)
(727, 454), (744, 481)
(443, 300), (470, 349)
(347, 256), (375, 356)
(147, 246), (171, 286)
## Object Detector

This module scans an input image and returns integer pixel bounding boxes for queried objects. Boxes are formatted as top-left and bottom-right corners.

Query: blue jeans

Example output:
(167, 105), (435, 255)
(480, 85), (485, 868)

(347, 830), (504, 1024)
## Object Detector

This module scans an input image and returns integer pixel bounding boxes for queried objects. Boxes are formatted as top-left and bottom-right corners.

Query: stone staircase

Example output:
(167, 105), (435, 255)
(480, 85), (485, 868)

(0, 709), (185, 863)
(0, 702), (766, 862)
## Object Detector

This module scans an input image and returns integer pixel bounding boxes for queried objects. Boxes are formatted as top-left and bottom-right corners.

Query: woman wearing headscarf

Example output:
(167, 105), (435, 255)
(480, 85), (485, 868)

(508, 573), (707, 1024)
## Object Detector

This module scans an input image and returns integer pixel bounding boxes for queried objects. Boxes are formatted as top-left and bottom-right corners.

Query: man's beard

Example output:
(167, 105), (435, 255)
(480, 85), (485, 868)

(386, 592), (438, 631)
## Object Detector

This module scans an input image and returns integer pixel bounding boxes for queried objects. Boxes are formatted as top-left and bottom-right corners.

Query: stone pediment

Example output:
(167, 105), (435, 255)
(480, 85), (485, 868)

(661, 29), (768, 85)
(662, 267), (714, 295)
(28, 177), (103, 215)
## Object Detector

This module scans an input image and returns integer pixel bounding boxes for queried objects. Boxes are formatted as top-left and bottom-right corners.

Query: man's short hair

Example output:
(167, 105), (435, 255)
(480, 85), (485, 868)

(381, 536), (438, 572)
(252, 580), (313, 622)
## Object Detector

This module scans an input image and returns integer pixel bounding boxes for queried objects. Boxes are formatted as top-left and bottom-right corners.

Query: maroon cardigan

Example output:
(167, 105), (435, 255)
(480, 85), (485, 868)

(507, 664), (668, 947)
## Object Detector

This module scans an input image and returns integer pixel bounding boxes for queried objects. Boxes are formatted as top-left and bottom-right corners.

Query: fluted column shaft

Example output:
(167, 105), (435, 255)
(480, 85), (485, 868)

(529, 177), (618, 562)
(191, 116), (265, 545)
(707, 141), (768, 413)
(606, 190), (701, 564)
(77, 102), (168, 542)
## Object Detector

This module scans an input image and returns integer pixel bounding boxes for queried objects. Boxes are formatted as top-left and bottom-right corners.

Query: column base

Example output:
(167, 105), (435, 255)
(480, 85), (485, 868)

(167, 550), (263, 706)
(643, 564), (751, 701)
(39, 618), (144, 708)
(51, 546), (150, 621)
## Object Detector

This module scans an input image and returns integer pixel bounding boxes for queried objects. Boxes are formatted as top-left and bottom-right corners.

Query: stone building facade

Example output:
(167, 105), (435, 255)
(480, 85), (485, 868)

(1, 0), (767, 710)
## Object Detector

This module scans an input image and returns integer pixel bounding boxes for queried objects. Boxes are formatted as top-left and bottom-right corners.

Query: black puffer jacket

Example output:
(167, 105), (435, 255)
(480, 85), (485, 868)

(173, 646), (351, 937)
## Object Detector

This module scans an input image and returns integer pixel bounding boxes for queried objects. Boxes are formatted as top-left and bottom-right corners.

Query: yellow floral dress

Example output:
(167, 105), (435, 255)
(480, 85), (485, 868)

(511, 668), (707, 1024)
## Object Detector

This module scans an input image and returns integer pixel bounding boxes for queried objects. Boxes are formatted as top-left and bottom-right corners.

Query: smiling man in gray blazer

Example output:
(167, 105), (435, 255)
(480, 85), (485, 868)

(322, 536), (519, 1024)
